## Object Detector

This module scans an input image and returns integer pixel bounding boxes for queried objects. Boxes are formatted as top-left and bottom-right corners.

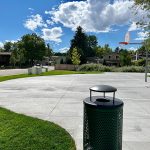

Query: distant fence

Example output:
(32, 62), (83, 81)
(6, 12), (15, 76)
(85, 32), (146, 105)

(55, 64), (78, 71)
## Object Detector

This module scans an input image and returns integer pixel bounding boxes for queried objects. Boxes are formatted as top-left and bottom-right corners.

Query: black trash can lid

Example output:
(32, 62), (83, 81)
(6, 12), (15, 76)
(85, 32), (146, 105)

(84, 96), (124, 108)
(90, 85), (117, 93)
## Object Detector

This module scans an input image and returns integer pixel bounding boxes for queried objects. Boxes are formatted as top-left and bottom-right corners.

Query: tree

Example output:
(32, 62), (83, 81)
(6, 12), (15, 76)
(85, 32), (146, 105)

(9, 33), (51, 67)
(144, 37), (150, 51)
(69, 26), (88, 63)
(10, 42), (26, 67)
(119, 50), (132, 66)
(10, 50), (18, 67)
(87, 35), (98, 56)
(69, 26), (99, 63)
(45, 43), (53, 57)
(95, 46), (104, 58)
(134, 0), (150, 10)
(115, 47), (120, 53)
(103, 44), (112, 54)
(71, 47), (81, 65)
(134, 0), (150, 31)
(137, 37), (150, 55)
(54, 52), (66, 56)
(21, 33), (47, 65)
(4, 42), (13, 52)
(95, 44), (112, 58)
(0, 48), (4, 52)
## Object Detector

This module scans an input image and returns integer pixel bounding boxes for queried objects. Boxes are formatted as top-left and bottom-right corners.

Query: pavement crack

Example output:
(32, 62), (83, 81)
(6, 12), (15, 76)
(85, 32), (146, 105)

(48, 75), (78, 117)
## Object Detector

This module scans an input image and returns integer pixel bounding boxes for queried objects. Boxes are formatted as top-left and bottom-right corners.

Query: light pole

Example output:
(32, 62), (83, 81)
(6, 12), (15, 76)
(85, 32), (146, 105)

(145, 40), (148, 82)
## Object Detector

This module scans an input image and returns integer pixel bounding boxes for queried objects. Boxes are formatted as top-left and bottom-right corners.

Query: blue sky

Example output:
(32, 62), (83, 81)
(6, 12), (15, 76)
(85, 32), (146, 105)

(0, 0), (148, 52)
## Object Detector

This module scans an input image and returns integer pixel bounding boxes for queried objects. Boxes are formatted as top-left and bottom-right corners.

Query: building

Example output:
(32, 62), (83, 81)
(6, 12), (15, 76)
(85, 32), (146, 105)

(87, 52), (120, 66)
(0, 52), (11, 66)
(103, 52), (120, 66)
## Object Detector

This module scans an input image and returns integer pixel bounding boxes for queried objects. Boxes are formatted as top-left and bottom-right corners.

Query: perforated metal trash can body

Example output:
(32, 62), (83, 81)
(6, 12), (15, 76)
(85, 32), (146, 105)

(83, 85), (124, 150)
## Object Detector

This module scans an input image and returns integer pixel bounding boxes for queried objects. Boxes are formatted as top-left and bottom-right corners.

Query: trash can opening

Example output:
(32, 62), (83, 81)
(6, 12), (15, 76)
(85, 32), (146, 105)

(96, 98), (110, 103)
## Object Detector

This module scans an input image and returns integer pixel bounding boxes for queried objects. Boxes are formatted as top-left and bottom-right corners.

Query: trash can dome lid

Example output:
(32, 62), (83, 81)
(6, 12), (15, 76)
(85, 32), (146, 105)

(90, 85), (117, 93)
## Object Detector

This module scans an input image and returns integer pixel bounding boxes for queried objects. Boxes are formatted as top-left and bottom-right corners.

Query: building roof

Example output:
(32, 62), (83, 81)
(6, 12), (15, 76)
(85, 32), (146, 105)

(0, 52), (11, 55)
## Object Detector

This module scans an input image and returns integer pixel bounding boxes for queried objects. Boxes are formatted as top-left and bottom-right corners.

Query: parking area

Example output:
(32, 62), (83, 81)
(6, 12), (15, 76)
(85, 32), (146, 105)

(0, 72), (150, 150)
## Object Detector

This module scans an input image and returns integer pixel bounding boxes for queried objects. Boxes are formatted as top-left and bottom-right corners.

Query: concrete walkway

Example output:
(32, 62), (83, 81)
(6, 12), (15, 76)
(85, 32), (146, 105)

(0, 66), (54, 76)
(0, 73), (150, 150)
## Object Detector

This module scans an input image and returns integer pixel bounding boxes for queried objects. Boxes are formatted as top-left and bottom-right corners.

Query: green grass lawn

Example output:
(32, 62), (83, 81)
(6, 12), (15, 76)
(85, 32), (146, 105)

(0, 70), (102, 82)
(0, 107), (76, 150)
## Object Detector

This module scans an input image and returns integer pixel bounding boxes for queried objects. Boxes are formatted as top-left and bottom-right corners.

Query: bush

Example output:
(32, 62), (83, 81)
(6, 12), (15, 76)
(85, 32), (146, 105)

(114, 66), (145, 72)
(132, 59), (146, 66)
(77, 63), (113, 72)
(77, 64), (146, 73)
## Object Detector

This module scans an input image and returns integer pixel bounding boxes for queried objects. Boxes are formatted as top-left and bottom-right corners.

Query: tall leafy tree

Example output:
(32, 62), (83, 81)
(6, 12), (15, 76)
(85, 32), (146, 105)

(95, 44), (112, 58)
(10, 50), (18, 67)
(4, 42), (13, 52)
(10, 42), (26, 67)
(134, 0), (150, 10)
(87, 35), (98, 57)
(21, 33), (47, 65)
(137, 37), (150, 55)
(134, 0), (150, 31)
(10, 33), (51, 67)
(103, 44), (112, 54)
(119, 49), (132, 66)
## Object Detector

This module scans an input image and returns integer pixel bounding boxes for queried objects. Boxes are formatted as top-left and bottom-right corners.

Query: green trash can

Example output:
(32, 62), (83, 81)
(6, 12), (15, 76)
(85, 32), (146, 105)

(83, 85), (124, 150)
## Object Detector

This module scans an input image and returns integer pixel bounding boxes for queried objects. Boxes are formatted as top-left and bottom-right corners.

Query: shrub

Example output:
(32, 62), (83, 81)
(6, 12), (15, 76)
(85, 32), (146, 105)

(77, 63), (113, 72)
(132, 59), (146, 66)
(113, 66), (145, 72)
(77, 64), (146, 73)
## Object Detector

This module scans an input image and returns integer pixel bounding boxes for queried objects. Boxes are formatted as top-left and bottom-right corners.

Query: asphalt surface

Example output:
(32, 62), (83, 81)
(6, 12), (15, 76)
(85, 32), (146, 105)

(0, 72), (150, 150)
(0, 66), (54, 76)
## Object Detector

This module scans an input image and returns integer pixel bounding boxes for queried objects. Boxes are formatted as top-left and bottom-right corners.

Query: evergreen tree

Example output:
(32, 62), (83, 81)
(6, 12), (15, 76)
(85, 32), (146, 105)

(69, 26), (88, 63)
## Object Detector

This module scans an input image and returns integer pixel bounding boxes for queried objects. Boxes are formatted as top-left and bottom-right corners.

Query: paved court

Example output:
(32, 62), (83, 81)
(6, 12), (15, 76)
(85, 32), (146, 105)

(0, 72), (150, 150)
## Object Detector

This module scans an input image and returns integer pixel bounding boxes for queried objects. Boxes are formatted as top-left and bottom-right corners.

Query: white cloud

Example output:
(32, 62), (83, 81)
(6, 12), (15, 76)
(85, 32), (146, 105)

(42, 27), (63, 43)
(48, 0), (135, 32)
(45, 10), (51, 15)
(47, 0), (148, 33)
(24, 14), (47, 31)
(128, 22), (140, 31)
(5, 40), (19, 43)
(135, 31), (149, 41)
(0, 42), (4, 48)
(46, 20), (54, 25)
(28, 8), (34, 11)
(59, 47), (69, 53)
(129, 47), (137, 51)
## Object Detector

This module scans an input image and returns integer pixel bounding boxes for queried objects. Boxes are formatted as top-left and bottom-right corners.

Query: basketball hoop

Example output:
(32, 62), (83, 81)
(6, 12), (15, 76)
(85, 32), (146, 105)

(119, 32), (130, 50)
(119, 42), (129, 45)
